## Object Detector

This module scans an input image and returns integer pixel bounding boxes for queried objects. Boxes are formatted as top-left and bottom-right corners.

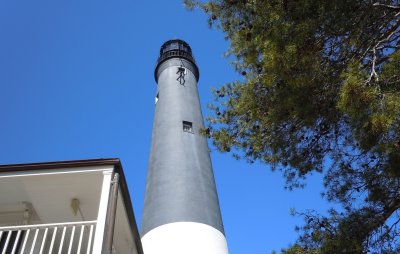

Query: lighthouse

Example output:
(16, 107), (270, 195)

(141, 40), (229, 254)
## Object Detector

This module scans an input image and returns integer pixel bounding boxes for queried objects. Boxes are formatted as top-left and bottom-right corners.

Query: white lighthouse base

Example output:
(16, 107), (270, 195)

(141, 222), (229, 254)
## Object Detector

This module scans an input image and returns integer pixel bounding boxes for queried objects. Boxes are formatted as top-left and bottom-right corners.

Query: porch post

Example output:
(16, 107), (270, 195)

(92, 169), (113, 254)
(103, 173), (119, 254)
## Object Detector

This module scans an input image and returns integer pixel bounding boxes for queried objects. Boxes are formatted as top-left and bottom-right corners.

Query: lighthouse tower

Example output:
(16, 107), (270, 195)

(141, 40), (228, 254)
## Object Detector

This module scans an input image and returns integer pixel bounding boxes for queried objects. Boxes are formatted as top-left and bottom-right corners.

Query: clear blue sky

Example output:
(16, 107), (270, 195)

(0, 1), (331, 253)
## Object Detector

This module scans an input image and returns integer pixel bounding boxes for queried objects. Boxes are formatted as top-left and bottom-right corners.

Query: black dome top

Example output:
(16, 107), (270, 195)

(159, 39), (193, 55)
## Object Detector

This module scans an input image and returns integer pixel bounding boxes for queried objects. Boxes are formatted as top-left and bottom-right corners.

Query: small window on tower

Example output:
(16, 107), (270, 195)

(155, 92), (159, 104)
(183, 121), (193, 133)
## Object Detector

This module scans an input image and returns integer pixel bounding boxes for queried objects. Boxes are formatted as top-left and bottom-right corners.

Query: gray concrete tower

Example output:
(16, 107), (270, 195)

(141, 40), (228, 254)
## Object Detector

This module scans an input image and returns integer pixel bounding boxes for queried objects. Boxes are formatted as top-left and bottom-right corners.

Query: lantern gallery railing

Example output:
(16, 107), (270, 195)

(0, 220), (96, 254)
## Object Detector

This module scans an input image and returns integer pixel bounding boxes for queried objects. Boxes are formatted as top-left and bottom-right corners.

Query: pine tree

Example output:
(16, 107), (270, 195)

(185, 0), (400, 253)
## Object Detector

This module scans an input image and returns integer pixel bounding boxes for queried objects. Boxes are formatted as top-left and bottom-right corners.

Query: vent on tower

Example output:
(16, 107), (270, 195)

(182, 121), (193, 133)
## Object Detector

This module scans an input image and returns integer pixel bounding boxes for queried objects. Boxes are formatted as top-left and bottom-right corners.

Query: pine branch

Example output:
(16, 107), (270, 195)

(373, 3), (400, 11)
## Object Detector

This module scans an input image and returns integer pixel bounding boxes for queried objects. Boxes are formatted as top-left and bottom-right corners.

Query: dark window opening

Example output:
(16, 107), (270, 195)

(177, 67), (186, 73)
(183, 121), (193, 133)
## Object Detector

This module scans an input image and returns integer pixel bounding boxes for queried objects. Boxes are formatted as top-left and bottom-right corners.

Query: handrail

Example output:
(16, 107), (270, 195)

(156, 49), (197, 67)
(0, 220), (97, 231)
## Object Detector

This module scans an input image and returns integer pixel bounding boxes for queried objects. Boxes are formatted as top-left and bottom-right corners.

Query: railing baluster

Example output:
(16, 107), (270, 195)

(77, 225), (85, 254)
(11, 230), (22, 254)
(39, 227), (48, 254)
(58, 226), (67, 254)
(48, 227), (57, 254)
(67, 226), (75, 254)
(20, 229), (31, 254)
(30, 228), (39, 254)
(0, 221), (96, 254)
(2, 230), (12, 254)
(86, 225), (94, 254)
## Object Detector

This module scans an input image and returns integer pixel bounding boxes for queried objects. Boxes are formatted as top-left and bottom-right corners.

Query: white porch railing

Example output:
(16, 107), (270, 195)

(0, 221), (96, 254)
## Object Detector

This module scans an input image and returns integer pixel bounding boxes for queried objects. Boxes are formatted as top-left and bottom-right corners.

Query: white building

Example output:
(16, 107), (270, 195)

(0, 158), (143, 254)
